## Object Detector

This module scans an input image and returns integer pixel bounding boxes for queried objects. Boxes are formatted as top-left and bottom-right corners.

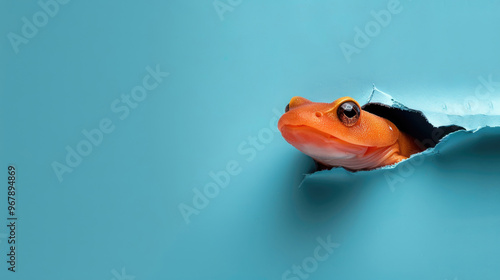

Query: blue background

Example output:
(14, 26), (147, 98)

(1, 0), (500, 279)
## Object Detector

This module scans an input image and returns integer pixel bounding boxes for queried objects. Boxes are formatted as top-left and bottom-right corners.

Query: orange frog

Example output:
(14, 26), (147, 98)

(278, 96), (463, 171)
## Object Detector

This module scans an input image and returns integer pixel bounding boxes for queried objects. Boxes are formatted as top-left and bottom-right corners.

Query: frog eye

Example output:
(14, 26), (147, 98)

(337, 101), (360, 126)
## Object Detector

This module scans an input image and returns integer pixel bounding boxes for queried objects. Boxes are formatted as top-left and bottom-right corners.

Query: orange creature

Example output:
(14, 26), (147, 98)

(278, 96), (430, 170)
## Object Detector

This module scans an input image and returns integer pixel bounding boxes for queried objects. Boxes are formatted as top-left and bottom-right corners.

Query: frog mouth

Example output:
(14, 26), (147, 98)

(279, 125), (368, 159)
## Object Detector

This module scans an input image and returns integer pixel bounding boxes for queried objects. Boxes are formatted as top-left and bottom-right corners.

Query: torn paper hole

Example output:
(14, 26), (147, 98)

(292, 87), (500, 185)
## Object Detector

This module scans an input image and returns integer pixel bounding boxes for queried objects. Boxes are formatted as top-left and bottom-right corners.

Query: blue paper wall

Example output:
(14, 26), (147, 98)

(1, 1), (500, 279)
